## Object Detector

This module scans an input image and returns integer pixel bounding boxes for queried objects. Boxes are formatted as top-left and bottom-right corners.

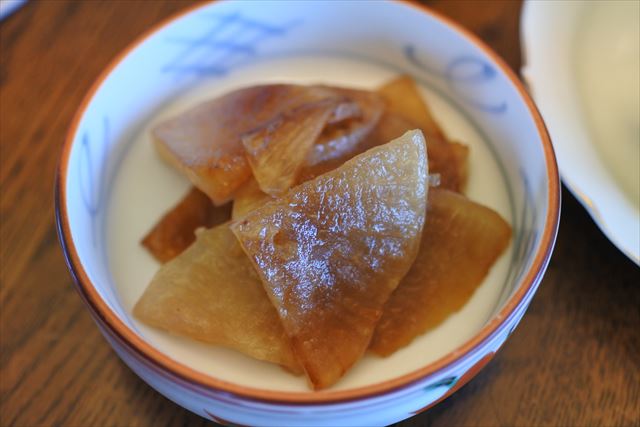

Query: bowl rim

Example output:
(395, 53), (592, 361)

(55, 0), (560, 405)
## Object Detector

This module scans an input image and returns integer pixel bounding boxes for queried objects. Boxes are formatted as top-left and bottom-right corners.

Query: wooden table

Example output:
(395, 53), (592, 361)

(1, 1), (638, 426)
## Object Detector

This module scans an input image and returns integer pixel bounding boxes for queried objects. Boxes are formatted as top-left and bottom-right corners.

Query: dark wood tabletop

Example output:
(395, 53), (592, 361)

(1, 1), (639, 426)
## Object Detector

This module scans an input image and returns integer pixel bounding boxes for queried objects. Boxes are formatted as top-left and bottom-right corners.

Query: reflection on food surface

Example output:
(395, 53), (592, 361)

(134, 76), (511, 390)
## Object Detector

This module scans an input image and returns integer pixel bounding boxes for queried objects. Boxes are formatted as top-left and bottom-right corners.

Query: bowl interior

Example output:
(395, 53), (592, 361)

(63, 0), (553, 392)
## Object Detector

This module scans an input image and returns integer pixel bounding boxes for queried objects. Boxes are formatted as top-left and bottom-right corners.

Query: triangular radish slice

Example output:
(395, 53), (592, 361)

(134, 224), (301, 373)
(308, 88), (384, 165)
(242, 97), (340, 196)
(377, 74), (446, 140)
(231, 130), (428, 389)
(153, 85), (345, 204)
(370, 189), (511, 356)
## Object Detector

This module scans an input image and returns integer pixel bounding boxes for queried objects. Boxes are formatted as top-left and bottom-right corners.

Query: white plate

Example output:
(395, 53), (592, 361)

(521, 0), (639, 264)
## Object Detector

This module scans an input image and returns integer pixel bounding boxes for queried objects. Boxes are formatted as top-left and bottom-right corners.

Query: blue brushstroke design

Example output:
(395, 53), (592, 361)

(406, 44), (507, 113)
(162, 12), (300, 77)
(424, 376), (458, 392)
(514, 172), (539, 280)
(165, 38), (257, 55)
(79, 117), (109, 246)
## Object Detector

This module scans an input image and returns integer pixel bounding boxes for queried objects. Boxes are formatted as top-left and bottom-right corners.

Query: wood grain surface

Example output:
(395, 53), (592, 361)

(1, 1), (639, 426)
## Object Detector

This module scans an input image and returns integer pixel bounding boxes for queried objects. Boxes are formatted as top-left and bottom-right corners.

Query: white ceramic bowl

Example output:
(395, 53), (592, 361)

(56, 1), (560, 425)
(521, 0), (639, 265)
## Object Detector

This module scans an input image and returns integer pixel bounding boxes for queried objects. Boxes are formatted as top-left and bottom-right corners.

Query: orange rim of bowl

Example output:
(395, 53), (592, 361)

(55, 0), (560, 406)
